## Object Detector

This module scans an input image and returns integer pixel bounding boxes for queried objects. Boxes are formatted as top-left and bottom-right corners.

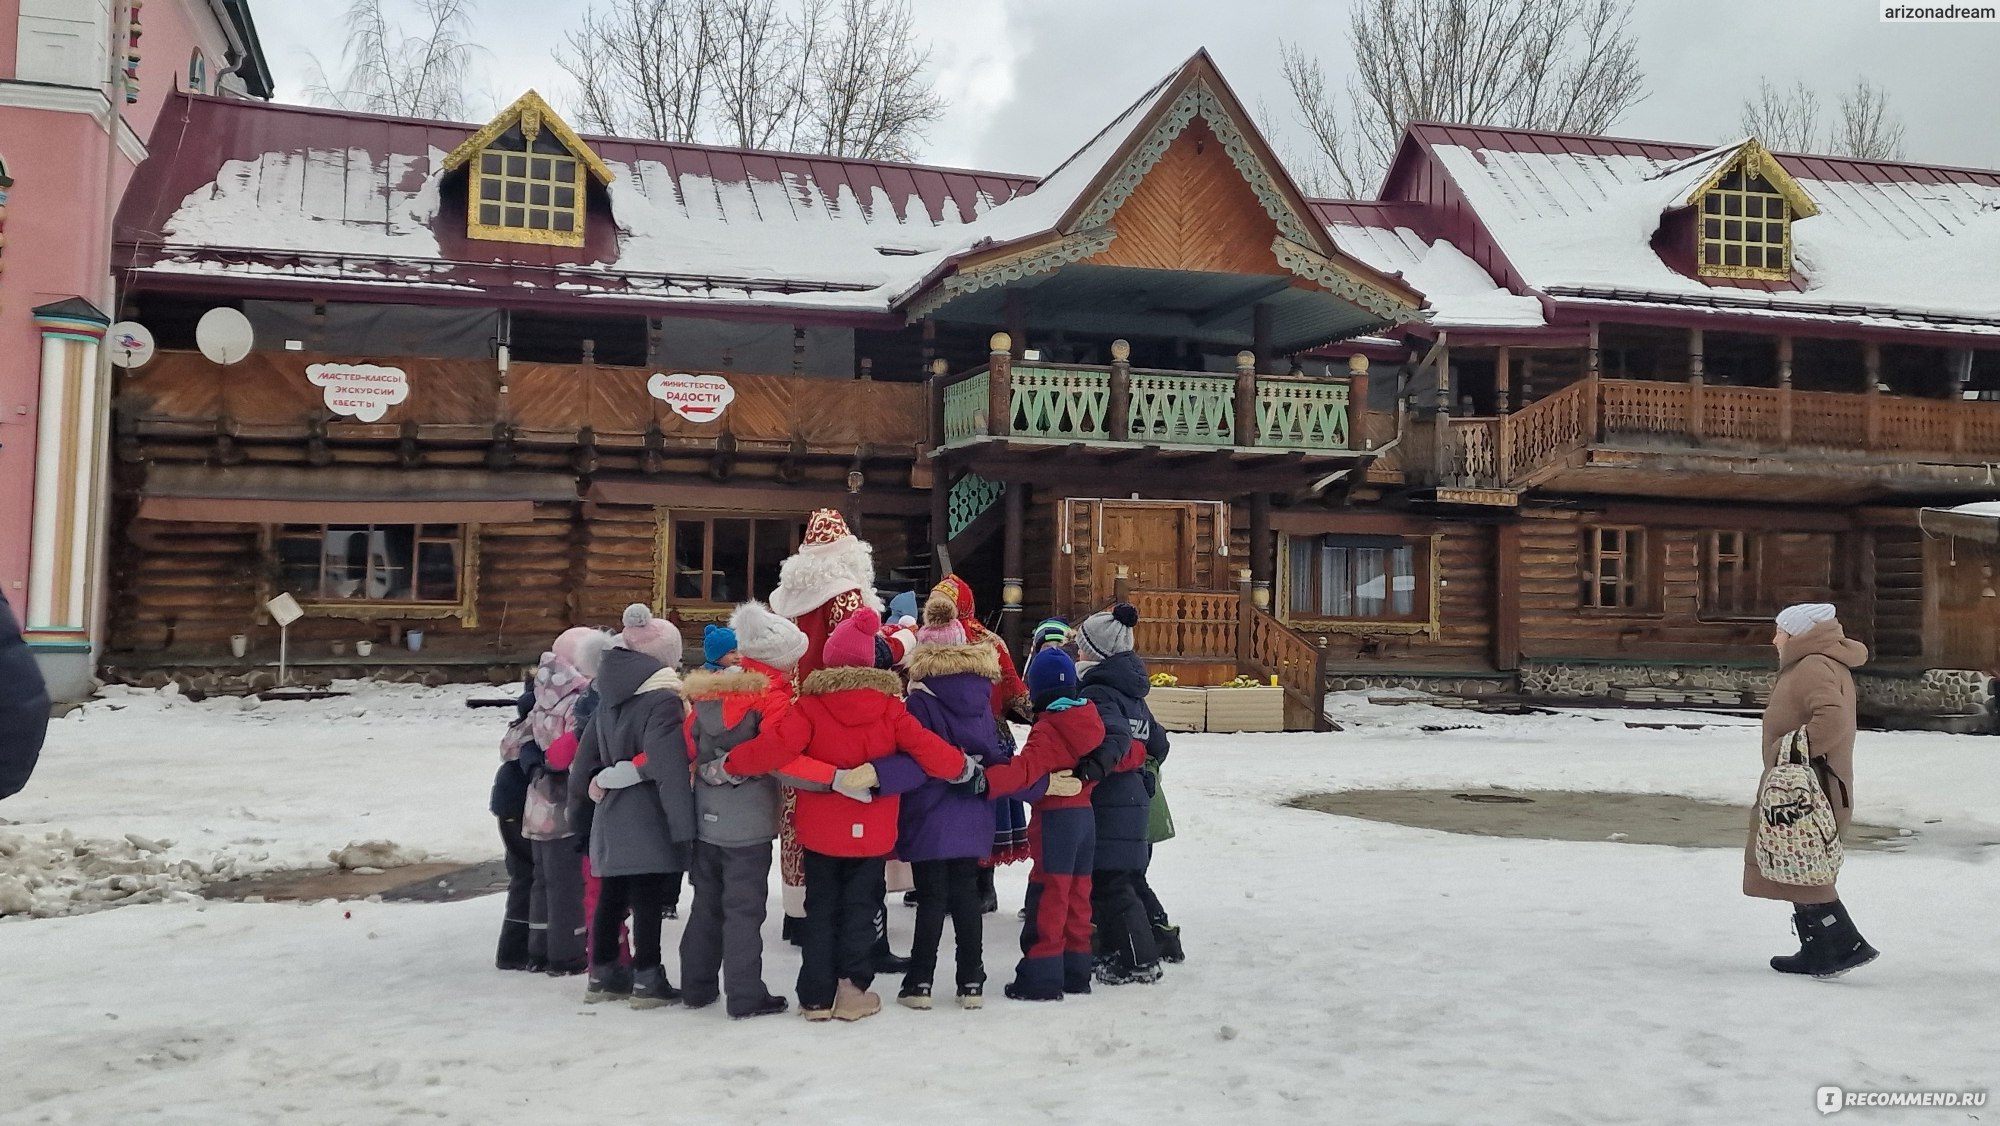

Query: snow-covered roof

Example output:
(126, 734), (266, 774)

(1317, 203), (1544, 329)
(117, 95), (1036, 313)
(1399, 124), (2000, 336)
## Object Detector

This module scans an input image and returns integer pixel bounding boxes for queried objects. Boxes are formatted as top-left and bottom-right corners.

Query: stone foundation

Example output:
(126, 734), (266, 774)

(98, 662), (527, 698)
(1855, 668), (1995, 722)
(1519, 660), (1775, 701)
(1324, 673), (1516, 698)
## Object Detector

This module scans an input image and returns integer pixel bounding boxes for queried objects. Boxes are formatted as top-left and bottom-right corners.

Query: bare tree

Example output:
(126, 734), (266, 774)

(1833, 78), (1907, 160)
(553, 0), (944, 159)
(306, 0), (481, 120)
(1276, 0), (1646, 197)
(1737, 79), (1823, 152)
(1736, 77), (1907, 159)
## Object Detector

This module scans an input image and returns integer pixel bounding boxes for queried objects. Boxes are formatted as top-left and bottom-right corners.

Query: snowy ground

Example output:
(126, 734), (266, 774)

(2, 685), (1996, 1124)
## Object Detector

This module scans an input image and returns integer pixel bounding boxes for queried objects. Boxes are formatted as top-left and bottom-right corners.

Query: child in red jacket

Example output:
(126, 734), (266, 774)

(978, 649), (1107, 1002)
(723, 607), (973, 1021)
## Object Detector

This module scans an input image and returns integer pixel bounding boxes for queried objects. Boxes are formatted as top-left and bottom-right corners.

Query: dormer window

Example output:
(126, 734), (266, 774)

(1687, 140), (1817, 283)
(1700, 169), (1791, 278)
(442, 91), (614, 249)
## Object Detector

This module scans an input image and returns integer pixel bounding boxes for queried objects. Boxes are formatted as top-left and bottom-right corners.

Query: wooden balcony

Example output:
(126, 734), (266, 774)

(1405, 377), (2000, 503)
(931, 340), (1366, 491)
(123, 350), (927, 454)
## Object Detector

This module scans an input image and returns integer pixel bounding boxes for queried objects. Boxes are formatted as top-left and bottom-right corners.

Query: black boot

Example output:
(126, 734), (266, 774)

(630, 964), (683, 1009)
(782, 915), (803, 947)
(1153, 920), (1185, 964)
(1771, 900), (1879, 978)
(871, 903), (910, 973)
(978, 866), (998, 915)
(583, 962), (633, 1003)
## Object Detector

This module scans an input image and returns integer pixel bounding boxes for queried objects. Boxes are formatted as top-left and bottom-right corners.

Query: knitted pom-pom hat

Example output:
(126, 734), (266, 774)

(915, 592), (967, 648)
(730, 601), (808, 671)
(1077, 602), (1139, 662)
(821, 606), (884, 669)
(621, 603), (684, 667)
(702, 623), (739, 667)
(1025, 647), (1081, 703)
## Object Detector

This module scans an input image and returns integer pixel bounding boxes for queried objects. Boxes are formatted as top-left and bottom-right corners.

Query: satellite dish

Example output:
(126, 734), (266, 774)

(107, 321), (156, 368)
(196, 307), (255, 365)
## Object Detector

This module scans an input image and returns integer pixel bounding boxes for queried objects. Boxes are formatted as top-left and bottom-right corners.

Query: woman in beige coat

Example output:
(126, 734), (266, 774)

(1746, 603), (1879, 977)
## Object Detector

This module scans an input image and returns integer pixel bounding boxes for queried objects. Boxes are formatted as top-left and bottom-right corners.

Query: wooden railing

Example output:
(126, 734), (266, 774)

(1417, 378), (2000, 491)
(1127, 589), (1240, 660)
(1248, 607), (1333, 733)
(129, 350), (928, 450)
(934, 349), (1352, 453)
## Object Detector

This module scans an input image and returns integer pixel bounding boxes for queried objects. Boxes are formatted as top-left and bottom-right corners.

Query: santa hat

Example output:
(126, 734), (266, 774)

(621, 603), (683, 667)
(915, 592), (967, 648)
(730, 601), (809, 671)
(768, 508), (884, 620)
(822, 606), (883, 669)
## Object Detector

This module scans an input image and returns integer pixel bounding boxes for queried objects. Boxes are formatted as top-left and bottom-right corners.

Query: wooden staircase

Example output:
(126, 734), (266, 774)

(1121, 583), (1332, 732)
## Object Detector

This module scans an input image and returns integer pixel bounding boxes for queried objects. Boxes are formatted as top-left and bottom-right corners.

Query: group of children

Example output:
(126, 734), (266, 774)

(489, 579), (1180, 1022)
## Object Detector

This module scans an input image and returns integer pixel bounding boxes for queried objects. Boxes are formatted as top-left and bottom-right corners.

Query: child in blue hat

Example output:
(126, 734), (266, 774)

(702, 624), (741, 673)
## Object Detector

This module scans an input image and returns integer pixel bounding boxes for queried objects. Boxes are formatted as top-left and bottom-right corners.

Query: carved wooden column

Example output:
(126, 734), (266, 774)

(928, 358), (950, 576)
(1004, 289), (1027, 361)
(1686, 328), (1706, 443)
(1864, 340), (1883, 450)
(1950, 348), (1973, 453)
(1494, 345), (1514, 480)
(1584, 323), (1602, 442)
(1347, 353), (1370, 449)
(1494, 346), (1512, 416)
(1002, 483), (1025, 654)
(1109, 338), (1132, 443)
(1776, 335), (1794, 449)
(988, 332), (1013, 439)
(1235, 350), (1258, 448)
(1432, 333), (1452, 482)
(1249, 492), (1273, 601)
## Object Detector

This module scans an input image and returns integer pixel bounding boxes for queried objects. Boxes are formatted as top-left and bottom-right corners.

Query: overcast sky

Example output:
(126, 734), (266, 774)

(246, 0), (2000, 181)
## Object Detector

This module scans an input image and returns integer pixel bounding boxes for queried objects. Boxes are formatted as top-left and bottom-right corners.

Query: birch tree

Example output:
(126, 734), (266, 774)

(1276, 0), (1646, 197)
(306, 0), (481, 120)
(553, 0), (944, 160)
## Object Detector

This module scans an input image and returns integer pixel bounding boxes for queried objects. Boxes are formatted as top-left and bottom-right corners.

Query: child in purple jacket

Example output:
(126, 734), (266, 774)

(885, 595), (1045, 1010)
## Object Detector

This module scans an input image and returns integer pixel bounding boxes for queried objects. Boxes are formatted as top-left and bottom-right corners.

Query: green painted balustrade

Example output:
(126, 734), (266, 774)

(939, 364), (1351, 451)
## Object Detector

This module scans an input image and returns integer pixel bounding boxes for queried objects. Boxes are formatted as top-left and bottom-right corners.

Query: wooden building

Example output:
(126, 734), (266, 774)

(104, 54), (2000, 727)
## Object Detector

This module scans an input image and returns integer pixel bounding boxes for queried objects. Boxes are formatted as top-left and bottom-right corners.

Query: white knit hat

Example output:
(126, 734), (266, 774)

(1775, 603), (1837, 636)
(730, 601), (809, 671)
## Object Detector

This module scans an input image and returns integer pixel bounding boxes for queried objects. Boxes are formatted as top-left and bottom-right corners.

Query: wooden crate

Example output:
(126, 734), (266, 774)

(1150, 687), (1209, 733)
(1204, 686), (1285, 733)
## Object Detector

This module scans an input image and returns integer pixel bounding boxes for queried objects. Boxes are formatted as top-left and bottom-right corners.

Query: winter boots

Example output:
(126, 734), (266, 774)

(897, 983), (933, 1011)
(583, 963), (633, 1003)
(1771, 900), (1880, 978)
(957, 982), (984, 1010)
(629, 964), (683, 1010)
(1153, 920), (1186, 964)
(1003, 981), (1061, 1002)
(1093, 953), (1164, 986)
(731, 995), (789, 1020)
(833, 978), (882, 1021)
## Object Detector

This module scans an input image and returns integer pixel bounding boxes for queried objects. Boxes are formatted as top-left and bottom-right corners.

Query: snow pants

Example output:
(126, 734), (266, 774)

(497, 816), (536, 967)
(594, 872), (671, 970)
(907, 857), (984, 991)
(1092, 868), (1160, 970)
(528, 837), (586, 969)
(1013, 806), (1095, 999)
(679, 841), (780, 1016)
(798, 851), (884, 1011)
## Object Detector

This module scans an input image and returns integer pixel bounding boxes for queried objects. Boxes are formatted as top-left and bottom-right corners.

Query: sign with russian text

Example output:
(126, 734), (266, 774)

(648, 371), (736, 422)
(307, 362), (410, 423)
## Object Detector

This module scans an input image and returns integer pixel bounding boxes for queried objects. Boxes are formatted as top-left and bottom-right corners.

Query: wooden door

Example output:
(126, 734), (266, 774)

(1095, 502), (1192, 603)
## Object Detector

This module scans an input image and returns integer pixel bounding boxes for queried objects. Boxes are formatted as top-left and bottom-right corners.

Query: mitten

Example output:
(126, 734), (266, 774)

(949, 763), (988, 797)
(1044, 770), (1083, 798)
(1071, 755), (1107, 784)
(587, 779), (607, 803)
(832, 766), (877, 803)
(595, 760), (643, 790)
(697, 758), (737, 787)
(950, 754), (980, 785)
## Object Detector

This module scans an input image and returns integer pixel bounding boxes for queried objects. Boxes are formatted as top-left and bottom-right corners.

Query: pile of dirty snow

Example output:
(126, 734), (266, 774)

(0, 830), (216, 919)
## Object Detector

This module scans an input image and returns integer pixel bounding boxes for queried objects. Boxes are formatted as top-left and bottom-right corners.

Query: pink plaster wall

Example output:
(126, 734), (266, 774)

(0, 0), (242, 619)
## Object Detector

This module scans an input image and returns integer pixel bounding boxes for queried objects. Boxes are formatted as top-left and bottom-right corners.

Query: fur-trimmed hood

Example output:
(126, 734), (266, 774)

(680, 668), (771, 701)
(906, 641), (1002, 684)
(768, 537), (885, 620)
(800, 665), (904, 698)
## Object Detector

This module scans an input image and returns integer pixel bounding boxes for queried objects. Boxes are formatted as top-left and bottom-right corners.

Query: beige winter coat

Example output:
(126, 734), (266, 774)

(1742, 620), (1867, 903)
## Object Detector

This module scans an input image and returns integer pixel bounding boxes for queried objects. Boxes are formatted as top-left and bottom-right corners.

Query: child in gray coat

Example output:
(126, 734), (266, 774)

(678, 601), (811, 1019)
(568, 604), (695, 1009)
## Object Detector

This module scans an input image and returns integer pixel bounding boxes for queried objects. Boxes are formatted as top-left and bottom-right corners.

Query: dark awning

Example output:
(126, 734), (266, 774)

(138, 465), (575, 524)
(1919, 505), (2000, 544)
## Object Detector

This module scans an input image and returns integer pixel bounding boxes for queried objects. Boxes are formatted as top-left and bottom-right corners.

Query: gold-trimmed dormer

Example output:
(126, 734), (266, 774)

(442, 91), (614, 248)
(1684, 139), (1818, 281)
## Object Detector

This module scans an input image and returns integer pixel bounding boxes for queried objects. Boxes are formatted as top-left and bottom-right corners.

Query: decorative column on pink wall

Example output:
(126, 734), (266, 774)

(26, 300), (112, 676)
